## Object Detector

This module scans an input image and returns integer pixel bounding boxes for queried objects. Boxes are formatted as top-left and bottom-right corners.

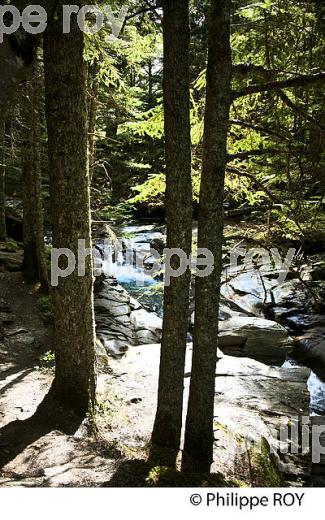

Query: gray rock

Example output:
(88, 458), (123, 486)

(109, 343), (311, 486)
(218, 317), (293, 364)
(94, 276), (162, 356)
(212, 354), (311, 485)
(130, 309), (162, 335)
(95, 338), (109, 365)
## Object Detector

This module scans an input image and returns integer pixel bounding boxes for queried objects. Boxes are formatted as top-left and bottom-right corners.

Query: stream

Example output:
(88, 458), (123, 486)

(96, 220), (325, 417)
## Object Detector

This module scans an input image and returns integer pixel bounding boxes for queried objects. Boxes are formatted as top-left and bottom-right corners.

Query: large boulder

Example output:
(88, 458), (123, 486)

(94, 276), (162, 357)
(131, 309), (162, 344)
(92, 222), (117, 241)
(218, 316), (293, 364)
(212, 354), (311, 486)
(5, 208), (23, 241)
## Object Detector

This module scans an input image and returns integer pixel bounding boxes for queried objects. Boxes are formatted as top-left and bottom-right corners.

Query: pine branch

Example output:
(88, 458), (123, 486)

(229, 118), (291, 141)
(232, 72), (325, 100)
(227, 165), (282, 204)
(277, 90), (325, 131)
(227, 147), (306, 161)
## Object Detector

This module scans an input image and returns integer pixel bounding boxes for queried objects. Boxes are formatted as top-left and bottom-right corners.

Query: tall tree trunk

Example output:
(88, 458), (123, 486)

(21, 76), (48, 288)
(183, 0), (232, 473)
(0, 117), (6, 241)
(44, 2), (96, 416)
(151, 0), (193, 461)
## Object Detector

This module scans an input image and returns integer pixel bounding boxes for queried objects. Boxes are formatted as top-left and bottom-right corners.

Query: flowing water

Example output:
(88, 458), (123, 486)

(96, 220), (325, 415)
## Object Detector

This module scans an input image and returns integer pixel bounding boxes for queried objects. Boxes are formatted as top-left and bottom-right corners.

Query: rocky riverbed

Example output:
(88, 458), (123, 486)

(1, 220), (324, 486)
(91, 221), (325, 485)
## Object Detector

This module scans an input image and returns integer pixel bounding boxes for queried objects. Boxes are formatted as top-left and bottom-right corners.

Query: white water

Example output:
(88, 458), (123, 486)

(99, 221), (325, 415)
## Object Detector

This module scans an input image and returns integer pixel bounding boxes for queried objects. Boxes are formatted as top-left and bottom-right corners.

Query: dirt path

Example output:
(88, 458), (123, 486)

(0, 271), (53, 429)
(0, 270), (157, 487)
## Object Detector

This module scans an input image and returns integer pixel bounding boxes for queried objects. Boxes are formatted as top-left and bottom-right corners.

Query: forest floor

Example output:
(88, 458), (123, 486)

(0, 240), (320, 487)
(0, 257), (240, 488)
(0, 268), (161, 487)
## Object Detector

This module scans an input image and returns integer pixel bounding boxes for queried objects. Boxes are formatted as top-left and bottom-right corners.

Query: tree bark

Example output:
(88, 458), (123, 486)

(0, 116), (6, 241)
(44, 1), (96, 416)
(151, 0), (193, 461)
(21, 75), (48, 288)
(183, 0), (232, 473)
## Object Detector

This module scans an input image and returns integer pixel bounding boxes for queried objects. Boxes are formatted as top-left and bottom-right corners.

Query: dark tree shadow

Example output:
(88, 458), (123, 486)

(0, 368), (34, 396)
(102, 459), (153, 487)
(103, 458), (233, 488)
(0, 384), (84, 470)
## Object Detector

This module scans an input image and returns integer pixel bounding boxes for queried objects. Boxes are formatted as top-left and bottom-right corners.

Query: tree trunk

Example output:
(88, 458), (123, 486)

(21, 76), (48, 288)
(151, 0), (193, 461)
(44, 2), (96, 416)
(0, 117), (6, 241)
(183, 0), (232, 473)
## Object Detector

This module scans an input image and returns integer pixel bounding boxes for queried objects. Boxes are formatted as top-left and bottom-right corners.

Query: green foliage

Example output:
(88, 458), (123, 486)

(38, 350), (55, 370)
(94, 202), (133, 224)
(129, 173), (166, 209)
(37, 295), (53, 324)
(250, 437), (285, 487)
(0, 238), (20, 252)
(117, 1), (324, 237)
(84, 2), (164, 206)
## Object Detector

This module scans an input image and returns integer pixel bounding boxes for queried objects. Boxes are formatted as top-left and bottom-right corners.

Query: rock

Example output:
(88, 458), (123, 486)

(291, 329), (325, 381)
(130, 309), (162, 335)
(285, 314), (325, 332)
(131, 309), (162, 344)
(108, 343), (311, 487)
(150, 237), (165, 256)
(129, 296), (141, 311)
(310, 260), (325, 281)
(218, 317), (293, 364)
(100, 338), (129, 358)
(221, 268), (274, 316)
(92, 223), (117, 241)
(94, 275), (162, 356)
(134, 329), (160, 344)
(94, 299), (130, 317)
(212, 355), (311, 486)
(272, 280), (307, 308)
(5, 208), (23, 241)
(95, 338), (109, 366)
